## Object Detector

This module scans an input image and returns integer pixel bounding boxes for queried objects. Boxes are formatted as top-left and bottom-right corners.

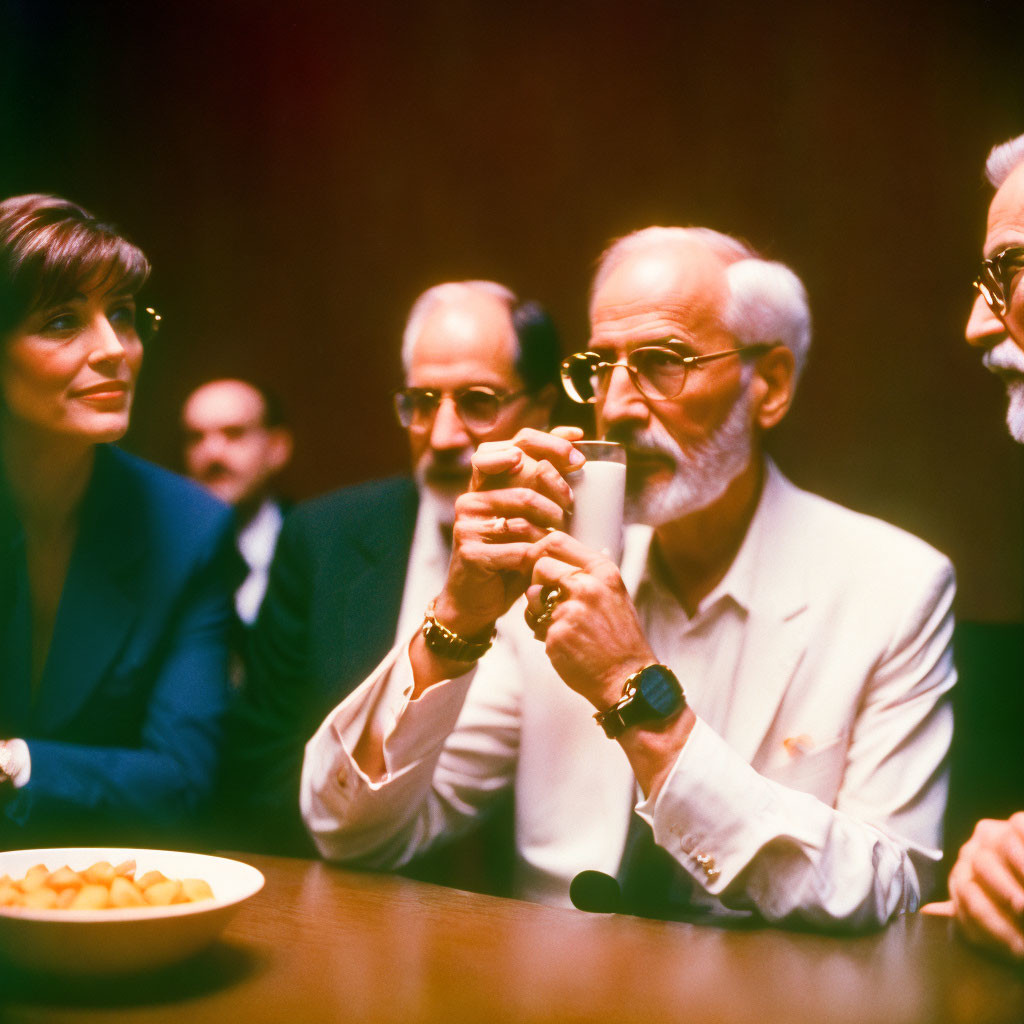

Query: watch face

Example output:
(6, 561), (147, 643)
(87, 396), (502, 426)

(596, 665), (685, 738)
(638, 665), (684, 717)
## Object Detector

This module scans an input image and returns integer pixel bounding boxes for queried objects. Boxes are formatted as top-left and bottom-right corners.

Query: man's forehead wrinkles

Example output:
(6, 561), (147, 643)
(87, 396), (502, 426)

(592, 310), (682, 333)
(593, 289), (716, 315)
(591, 304), (725, 347)
(986, 180), (1024, 253)
(407, 362), (523, 394)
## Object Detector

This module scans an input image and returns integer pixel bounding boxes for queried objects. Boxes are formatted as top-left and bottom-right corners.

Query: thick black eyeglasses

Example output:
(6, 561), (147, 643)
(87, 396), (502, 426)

(974, 245), (1024, 317)
(560, 341), (773, 404)
(392, 385), (527, 433)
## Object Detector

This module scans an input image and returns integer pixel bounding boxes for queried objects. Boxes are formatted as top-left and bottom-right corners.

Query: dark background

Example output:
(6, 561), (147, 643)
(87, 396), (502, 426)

(2, 0), (1022, 620)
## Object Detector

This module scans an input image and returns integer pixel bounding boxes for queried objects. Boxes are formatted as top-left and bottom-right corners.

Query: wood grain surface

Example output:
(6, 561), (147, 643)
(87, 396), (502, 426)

(2, 852), (1022, 1024)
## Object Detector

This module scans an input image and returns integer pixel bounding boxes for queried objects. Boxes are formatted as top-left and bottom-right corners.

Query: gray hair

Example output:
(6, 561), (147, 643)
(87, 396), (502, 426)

(401, 280), (517, 371)
(592, 226), (812, 380)
(985, 133), (1024, 188)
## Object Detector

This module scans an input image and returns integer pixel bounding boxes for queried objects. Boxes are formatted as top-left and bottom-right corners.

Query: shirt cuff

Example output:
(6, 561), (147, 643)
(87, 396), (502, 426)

(315, 635), (479, 785)
(645, 718), (838, 894)
(1, 739), (31, 788)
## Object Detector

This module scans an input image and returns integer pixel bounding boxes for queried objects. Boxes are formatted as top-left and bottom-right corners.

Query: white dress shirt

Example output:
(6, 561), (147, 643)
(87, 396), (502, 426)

(393, 489), (454, 644)
(301, 461), (956, 927)
(235, 498), (285, 625)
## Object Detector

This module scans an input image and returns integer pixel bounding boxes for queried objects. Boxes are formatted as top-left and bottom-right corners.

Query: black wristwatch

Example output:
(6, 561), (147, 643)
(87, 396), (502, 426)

(593, 664), (686, 739)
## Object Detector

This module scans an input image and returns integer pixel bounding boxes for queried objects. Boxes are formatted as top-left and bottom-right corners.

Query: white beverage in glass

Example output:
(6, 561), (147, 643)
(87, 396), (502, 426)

(566, 441), (627, 562)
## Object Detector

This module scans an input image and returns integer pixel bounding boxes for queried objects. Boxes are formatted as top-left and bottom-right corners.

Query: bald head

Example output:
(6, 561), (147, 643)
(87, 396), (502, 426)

(405, 284), (521, 378)
(182, 378), (293, 510)
(590, 234), (734, 345)
(591, 226), (811, 379)
(397, 280), (559, 523)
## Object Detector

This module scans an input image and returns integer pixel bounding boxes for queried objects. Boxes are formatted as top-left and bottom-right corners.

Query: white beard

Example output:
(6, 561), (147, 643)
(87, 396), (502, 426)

(1006, 383), (1024, 443)
(983, 339), (1024, 444)
(618, 385), (755, 527)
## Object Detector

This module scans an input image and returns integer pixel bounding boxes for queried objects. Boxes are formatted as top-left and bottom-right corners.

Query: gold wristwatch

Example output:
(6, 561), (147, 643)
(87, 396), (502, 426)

(421, 600), (496, 661)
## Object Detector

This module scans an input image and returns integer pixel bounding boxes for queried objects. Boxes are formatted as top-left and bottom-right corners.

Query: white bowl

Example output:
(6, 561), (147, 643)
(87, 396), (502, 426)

(0, 847), (264, 976)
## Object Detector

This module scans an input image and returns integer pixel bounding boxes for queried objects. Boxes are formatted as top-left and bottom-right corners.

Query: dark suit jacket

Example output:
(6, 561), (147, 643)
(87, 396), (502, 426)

(221, 476), (419, 853)
(0, 444), (237, 848)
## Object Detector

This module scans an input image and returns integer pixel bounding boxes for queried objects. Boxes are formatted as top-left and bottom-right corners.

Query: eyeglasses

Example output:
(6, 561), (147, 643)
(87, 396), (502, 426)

(392, 385), (527, 433)
(34, 303), (161, 343)
(974, 245), (1024, 317)
(138, 306), (162, 342)
(560, 341), (773, 404)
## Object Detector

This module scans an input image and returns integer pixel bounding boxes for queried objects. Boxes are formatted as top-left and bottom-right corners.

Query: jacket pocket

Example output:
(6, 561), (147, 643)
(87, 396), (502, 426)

(764, 735), (847, 803)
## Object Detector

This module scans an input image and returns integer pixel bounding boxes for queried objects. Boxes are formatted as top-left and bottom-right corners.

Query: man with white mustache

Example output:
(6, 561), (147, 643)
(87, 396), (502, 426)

(978, 328), (1024, 443)
(606, 381), (754, 526)
(303, 228), (956, 929)
(922, 132), (1024, 961)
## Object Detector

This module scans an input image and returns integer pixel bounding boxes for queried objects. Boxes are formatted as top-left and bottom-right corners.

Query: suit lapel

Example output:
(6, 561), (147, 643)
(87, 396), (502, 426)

(336, 481), (418, 687)
(724, 463), (811, 764)
(727, 596), (810, 765)
(33, 447), (146, 734)
(622, 464), (813, 767)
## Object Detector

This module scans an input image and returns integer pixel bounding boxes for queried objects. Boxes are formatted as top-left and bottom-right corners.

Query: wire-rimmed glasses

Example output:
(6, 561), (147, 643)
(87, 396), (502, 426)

(974, 245), (1024, 317)
(560, 341), (773, 404)
(392, 385), (527, 433)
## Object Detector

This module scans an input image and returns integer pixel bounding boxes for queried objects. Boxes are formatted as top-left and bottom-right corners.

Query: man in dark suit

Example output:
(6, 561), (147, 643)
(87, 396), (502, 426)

(182, 379), (294, 626)
(221, 280), (562, 853)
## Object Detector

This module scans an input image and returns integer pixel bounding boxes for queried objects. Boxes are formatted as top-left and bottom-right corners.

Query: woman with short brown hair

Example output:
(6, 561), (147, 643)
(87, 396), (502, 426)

(0, 194), (236, 847)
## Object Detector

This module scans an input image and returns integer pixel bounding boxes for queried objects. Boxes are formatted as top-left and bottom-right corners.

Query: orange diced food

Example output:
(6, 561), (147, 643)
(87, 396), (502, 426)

(83, 862), (116, 886)
(109, 876), (147, 908)
(0, 860), (214, 912)
(23, 886), (59, 909)
(143, 879), (181, 906)
(47, 866), (85, 890)
(181, 878), (215, 902)
(136, 870), (168, 890)
(68, 884), (110, 910)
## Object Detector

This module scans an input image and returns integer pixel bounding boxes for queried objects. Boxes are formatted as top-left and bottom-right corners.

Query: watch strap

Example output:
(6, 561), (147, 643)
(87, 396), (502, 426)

(421, 600), (496, 662)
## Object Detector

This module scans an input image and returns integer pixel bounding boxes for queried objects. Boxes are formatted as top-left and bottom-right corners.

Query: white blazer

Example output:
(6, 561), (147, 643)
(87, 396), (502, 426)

(302, 462), (956, 928)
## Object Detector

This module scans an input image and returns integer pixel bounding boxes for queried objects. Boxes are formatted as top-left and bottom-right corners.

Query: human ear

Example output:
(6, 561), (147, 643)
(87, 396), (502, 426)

(266, 428), (294, 473)
(750, 346), (795, 431)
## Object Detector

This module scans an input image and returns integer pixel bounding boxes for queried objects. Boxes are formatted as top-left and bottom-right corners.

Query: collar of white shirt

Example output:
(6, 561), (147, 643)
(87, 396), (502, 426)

(624, 456), (787, 622)
(236, 497), (284, 572)
(394, 488), (454, 644)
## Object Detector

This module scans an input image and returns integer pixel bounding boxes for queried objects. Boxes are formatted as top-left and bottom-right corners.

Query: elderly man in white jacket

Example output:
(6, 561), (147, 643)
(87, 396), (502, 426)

(301, 226), (956, 929)
(921, 133), (1024, 961)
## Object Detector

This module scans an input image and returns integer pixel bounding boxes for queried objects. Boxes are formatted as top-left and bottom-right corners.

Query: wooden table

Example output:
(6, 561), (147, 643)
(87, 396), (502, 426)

(2, 852), (1023, 1023)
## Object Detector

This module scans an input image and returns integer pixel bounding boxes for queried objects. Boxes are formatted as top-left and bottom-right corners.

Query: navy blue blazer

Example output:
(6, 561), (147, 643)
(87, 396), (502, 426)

(0, 444), (238, 847)
(221, 475), (419, 853)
